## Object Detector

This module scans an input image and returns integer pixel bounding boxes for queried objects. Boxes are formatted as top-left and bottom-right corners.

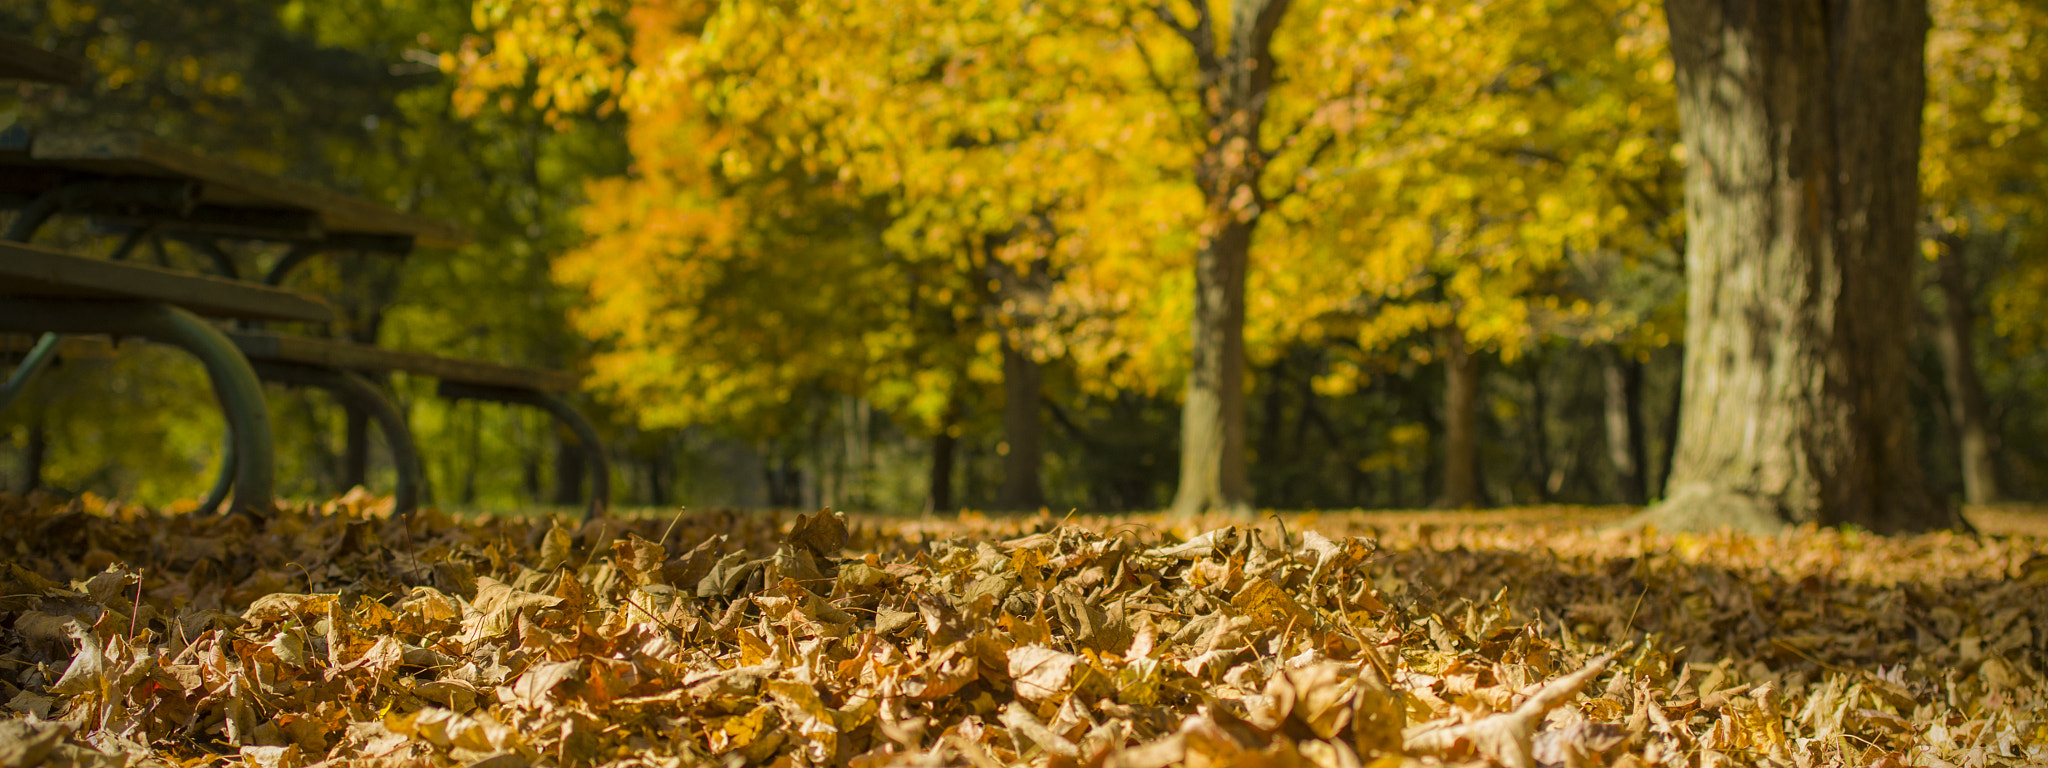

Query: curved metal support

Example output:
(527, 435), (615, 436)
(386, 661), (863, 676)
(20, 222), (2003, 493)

(0, 299), (274, 515)
(436, 380), (610, 520)
(0, 333), (64, 414)
(246, 362), (424, 517)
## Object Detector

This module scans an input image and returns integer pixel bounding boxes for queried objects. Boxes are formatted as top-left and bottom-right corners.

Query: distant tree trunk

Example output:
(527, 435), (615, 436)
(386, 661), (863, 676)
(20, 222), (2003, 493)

(1169, 0), (1292, 517)
(1603, 347), (1649, 505)
(460, 403), (480, 505)
(1654, 349), (1681, 499)
(929, 431), (957, 514)
(1932, 236), (2000, 505)
(1525, 355), (1554, 503)
(1651, 0), (1963, 533)
(23, 420), (46, 492)
(1436, 330), (1480, 509)
(647, 438), (672, 507)
(522, 450), (542, 502)
(997, 339), (1046, 510)
(1259, 357), (1287, 501)
(551, 431), (585, 506)
(343, 412), (370, 490)
(929, 400), (961, 513)
(765, 453), (803, 508)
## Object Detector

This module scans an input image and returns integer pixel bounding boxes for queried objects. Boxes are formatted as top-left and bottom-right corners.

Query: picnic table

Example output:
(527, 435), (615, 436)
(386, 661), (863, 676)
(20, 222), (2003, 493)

(0, 35), (83, 86)
(0, 240), (335, 514)
(2, 41), (611, 517)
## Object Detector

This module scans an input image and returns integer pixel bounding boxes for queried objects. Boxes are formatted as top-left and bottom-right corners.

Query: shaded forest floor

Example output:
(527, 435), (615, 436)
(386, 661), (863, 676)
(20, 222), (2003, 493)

(1, 493), (2042, 767)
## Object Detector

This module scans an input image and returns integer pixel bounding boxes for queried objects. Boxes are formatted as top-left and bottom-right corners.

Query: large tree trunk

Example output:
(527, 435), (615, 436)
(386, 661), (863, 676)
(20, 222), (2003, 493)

(1603, 347), (1649, 505)
(1436, 330), (1481, 509)
(997, 339), (1046, 510)
(1172, 218), (1253, 516)
(1649, 0), (1963, 533)
(1168, 0), (1291, 516)
(1932, 236), (2000, 504)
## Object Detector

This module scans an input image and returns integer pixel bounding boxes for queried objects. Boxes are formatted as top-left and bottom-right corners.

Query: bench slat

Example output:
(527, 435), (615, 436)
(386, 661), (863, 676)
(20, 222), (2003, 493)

(0, 241), (338, 323)
(225, 330), (580, 392)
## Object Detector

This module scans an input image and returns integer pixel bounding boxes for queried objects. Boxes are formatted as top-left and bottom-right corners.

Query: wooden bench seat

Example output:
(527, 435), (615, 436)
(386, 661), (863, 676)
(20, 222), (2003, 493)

(224, 331), (577, 391)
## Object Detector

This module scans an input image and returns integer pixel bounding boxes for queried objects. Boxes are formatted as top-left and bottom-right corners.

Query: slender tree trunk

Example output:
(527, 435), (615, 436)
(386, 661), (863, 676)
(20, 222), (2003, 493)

(1436, 330), (1481, 509)
(343, 411), (370, 490)
(461, 403), (480, 506)
(997, 339), (1046, 510)
(23, 419), (46, 492)
(551, 431), (585, 506)
(929, 399), (961, 513)
(1603, 347), (1649, 505)
(1258, 357), (1287, 503)
(647, 438), (671, 507)
(1655, 349), (1681, 499)
(1526, 356), (1554, 503)
(1932, 236), (2000, 504)
(1651, 0), (1962, 533)
(929, 431), (957, 514)
(1168, 0), (1291, 517)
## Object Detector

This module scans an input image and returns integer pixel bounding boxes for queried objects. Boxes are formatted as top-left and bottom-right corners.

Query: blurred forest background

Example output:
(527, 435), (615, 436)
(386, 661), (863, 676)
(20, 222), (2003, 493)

(4, 0), (2048, 515)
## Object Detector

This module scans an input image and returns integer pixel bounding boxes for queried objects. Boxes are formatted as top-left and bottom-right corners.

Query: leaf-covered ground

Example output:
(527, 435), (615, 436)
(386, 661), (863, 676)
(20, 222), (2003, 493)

(1, 493), (2043, 768)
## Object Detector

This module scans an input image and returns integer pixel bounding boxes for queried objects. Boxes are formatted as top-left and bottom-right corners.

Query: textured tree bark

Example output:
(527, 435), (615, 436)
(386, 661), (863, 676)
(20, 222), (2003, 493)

(1650, 0), (1964, 533)
(1168, 0), (1290, 516)
(1932, 237), (2000, 504)
(997, 339), (1046, 510)
(1603, 347), (1648, 505)
(1436, 332), (1481, 509)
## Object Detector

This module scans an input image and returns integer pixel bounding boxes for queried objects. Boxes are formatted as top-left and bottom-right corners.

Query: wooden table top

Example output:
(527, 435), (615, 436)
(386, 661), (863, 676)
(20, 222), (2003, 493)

(1, 130), (469, 249)
(0, 240), (338, 323)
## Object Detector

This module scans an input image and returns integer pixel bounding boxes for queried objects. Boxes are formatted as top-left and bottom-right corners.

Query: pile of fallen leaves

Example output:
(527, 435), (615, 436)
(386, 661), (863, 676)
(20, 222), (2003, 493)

(1, 492), (2043, 768)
